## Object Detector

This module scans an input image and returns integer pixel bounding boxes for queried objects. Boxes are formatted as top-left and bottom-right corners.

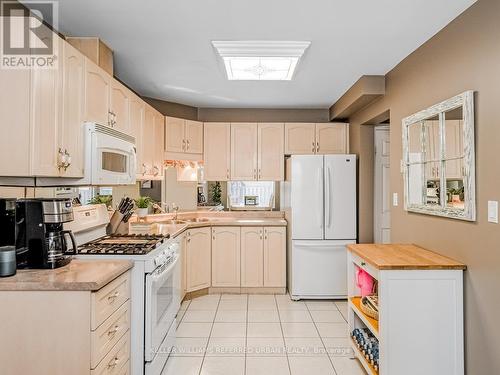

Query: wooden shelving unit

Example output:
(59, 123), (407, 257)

(346, 243), (466, 375)
(349, 296), (379, 339)
(350, 337), (378, 375)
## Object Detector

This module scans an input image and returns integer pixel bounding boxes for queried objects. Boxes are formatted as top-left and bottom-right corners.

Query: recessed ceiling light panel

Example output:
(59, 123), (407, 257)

(212, 41), (310, 81)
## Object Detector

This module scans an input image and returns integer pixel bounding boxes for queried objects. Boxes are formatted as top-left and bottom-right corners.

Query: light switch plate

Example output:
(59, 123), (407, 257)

(488, 200), (498, 223)
(393, 193), (398, 207)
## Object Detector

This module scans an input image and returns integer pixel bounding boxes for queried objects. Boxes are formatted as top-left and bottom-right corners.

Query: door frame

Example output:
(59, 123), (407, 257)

(373, 125), (390, 243)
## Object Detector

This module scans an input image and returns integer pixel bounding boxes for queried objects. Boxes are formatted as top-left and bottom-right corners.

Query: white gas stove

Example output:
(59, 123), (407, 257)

(65, 204), (180, 375)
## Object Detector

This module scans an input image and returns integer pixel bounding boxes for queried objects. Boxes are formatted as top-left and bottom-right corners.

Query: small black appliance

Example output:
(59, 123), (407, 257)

(15, 198), (77, 269)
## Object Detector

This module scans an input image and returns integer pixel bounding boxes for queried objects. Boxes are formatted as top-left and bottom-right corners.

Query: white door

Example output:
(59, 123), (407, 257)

(291, 240), (353, 298)
(291, 155), (324, 240)
(324, 155), (357, 240)
(374, 126), (391, 243)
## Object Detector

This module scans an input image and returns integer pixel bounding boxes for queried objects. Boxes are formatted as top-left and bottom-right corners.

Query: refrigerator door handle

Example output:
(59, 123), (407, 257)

(317, 167), (323, 229)
(325, 167), (331, 228)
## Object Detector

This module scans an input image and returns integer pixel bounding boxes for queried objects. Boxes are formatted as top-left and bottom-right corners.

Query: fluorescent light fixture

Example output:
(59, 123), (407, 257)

(212, 41), (310, 81)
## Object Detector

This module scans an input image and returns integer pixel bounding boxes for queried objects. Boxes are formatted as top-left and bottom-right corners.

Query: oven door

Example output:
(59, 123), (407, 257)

(91, 127), (136, 185)
(144, 253), (180, 362)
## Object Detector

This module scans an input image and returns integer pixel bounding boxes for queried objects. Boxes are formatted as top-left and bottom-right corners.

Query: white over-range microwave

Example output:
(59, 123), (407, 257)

(37, 122), (137, 186)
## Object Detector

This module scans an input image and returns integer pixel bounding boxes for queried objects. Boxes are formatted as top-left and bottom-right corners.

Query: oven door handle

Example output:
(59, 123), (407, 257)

(149, 254), (179, 287)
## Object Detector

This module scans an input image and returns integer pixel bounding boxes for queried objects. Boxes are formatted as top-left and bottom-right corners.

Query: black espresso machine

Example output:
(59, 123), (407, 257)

(15, 198), (77, 269)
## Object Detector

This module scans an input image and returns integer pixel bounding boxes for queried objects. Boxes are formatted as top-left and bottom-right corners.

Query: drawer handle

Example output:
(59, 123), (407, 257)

(107, 291), (120, 302)
(361, 261), (366, 267)
(107, 356), (119, 369)
(107, 324), (120, 337)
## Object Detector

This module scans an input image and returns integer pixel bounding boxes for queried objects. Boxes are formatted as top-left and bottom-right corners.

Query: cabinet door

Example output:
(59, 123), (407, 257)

(129, 95), (144, 177)
(258, 123), (284, 181)
(83, 58), (111, 126)
(165, 117), (185, 153)
(231, 123), (258, 180)
(284, 123), (316, 155)
(110, 79), (130, 133)
(203, 123), (231, 181)
(180, 233), (187, 300)
(185, 120), (203, 154)
(212, 227), (241, 287)
(241, 227), (264, 287)
(60, 41), (85, 178)
(153, 112), (165, 179)
(315, 123), (348, 154)
(30, 35), (62, 177)
(141, 106), (156, 177)
(0, 68), (31, 176)
(186, 227), (211, 292)
(263, 227), (286, 287)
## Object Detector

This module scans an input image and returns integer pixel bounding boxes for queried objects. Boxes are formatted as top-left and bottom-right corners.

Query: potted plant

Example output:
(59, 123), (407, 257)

(89, 195), (113, 208)
(211, 181), (222, 206)
(135, 196), (153, 218)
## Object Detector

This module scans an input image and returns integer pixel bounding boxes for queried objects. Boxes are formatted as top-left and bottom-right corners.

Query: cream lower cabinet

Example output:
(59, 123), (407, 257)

(203, 123), (231, 181)
(212, 227), (241, 287)
(241, 227), (264, 287)
(0, 271), (131, 375)
(186, 227), (212, 292)
(241, 226), (286, 288)
(263, 227), (287, 287)
(285, 123), (349, 155)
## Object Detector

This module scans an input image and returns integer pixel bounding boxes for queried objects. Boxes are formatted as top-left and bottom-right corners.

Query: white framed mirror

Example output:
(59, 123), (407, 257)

(402, 91), (476, 221)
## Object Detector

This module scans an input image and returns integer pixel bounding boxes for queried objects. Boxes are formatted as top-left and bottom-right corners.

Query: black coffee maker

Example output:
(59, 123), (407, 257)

(15, 198), (77, 269)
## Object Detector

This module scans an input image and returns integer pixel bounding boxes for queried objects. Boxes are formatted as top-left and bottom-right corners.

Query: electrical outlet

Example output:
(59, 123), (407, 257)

(488, 201), (498, 223)
(393, 193), (398, 207)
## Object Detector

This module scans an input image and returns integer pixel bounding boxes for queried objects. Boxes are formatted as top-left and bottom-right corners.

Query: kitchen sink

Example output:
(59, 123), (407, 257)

(184, 217), (211, 223)
(156, 219), (187, 225)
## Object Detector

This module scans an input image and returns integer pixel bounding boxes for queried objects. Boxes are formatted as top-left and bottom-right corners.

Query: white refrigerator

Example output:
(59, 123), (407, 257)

(285, 154), (357, 300)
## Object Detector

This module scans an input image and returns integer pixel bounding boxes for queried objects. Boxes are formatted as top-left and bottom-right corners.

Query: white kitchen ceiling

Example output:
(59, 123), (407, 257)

(47, 0), (475, 108)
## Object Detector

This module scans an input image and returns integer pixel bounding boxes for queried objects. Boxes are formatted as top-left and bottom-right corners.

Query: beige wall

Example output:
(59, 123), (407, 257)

(143, 96), (199, 120)
(198, 108), (329, 123)
(348, 0), (500, 373)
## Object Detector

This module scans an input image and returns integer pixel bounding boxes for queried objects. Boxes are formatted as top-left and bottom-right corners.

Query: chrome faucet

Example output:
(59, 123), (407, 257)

(172, 203), (179, 220)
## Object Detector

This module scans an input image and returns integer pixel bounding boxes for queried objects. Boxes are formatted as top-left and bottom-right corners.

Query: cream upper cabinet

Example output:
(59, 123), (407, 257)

(185, 120), (203, 154)
(231, 123), (258, 180)
(0, 68), (31, 176)
(211, 227), (241, 287)
(284, 123), (316, 154)
(315, 123), (348, 154)
(83, 57), (111, 126)
(165, 116), (185, 153)
(263, 226), (286, 287)
(241, 227), (264, 287)
(186, 227), (211, 292)
(258, 123), (284, 181)
(204, 123), (231, 181)
(60, 41), (85, 178)
(129, 94), (145, 177)
(109, 80), (130, 134)
(285, 123), (349, 155)
(153, 112), (165, 179)
(165, 117), (203, 154)
(30, 55), (61, 177)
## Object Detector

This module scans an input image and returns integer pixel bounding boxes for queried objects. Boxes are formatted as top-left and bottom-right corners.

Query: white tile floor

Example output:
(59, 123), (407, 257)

(162, 293), (366, 375)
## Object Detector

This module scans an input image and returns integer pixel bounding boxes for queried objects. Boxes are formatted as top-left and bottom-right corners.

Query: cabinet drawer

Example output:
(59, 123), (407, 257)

(91, 301), (131, 369)
(91, 333), (130, 375)
(91, 272), (131, 330)
(350, 252), (379, 281)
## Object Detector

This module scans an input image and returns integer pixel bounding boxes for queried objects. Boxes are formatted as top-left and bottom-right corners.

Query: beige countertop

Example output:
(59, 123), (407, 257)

(0, 260), (133, 291)
(347, 243), (466, 270)
(129, 212), (287, 238)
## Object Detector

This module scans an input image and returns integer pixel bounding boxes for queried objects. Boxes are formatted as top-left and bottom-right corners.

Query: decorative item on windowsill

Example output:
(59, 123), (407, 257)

(211, 181), (222, 206)
(135, 196), (153, 219)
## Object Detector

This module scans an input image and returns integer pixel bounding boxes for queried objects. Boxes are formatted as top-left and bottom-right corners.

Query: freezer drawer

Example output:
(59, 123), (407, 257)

(291, 240), (355, 299)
